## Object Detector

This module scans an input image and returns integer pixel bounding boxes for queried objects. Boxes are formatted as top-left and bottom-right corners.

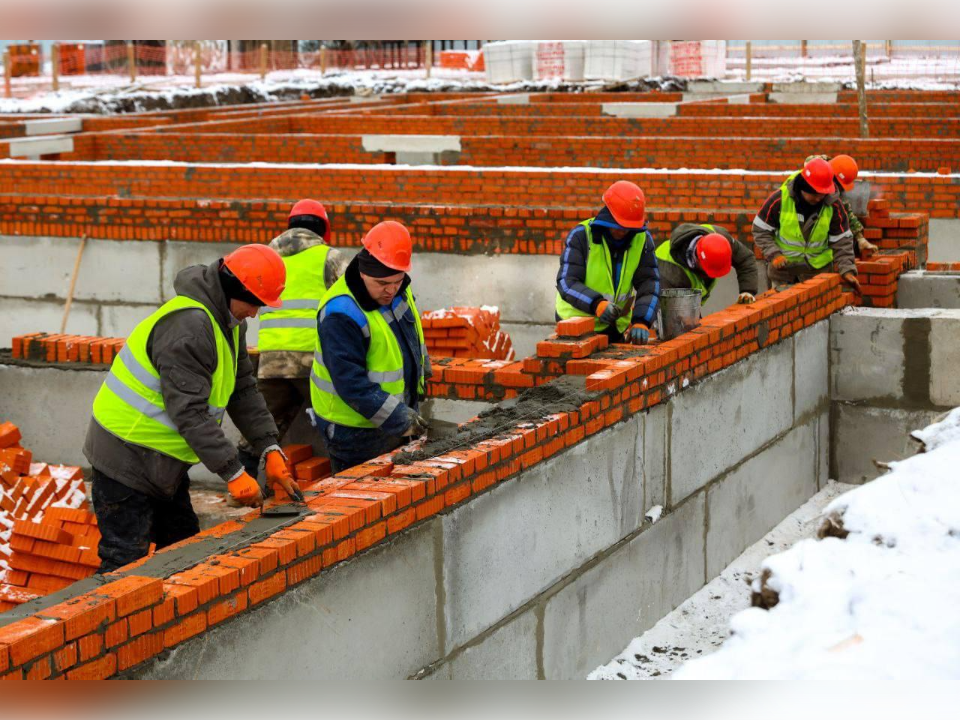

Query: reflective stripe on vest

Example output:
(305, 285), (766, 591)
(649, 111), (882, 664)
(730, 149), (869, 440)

(257, 244), (330, 352)
(776, 173), (835, 270)
(655, 240), (715, 302)
(555, 219), (645, 334)
(310, 277), (426, 429)
(91, 296), (238, 463)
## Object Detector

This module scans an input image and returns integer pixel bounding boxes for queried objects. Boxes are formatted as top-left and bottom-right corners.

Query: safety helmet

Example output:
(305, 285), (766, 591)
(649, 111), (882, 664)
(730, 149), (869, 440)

(222, 244), (286, 308)
(696, 233), (733, 279)
(362, 221), (413, 273)
(289, 198), (329, 223)
(602, 181), (647, 228)
(801, 157), (836, 195)
(829, 155), (859, 192)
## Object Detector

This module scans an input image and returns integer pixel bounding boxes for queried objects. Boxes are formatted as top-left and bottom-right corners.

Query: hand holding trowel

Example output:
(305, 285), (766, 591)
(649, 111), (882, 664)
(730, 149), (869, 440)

(260, 448), (306, 516)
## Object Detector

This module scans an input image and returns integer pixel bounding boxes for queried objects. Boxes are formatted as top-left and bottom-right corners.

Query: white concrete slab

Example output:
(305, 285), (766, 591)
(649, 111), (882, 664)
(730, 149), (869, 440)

(361, 135), (462, 153)
(24, 117), (83, 136)
(602, 102), (678, 118)
(8, 135), (74, 157)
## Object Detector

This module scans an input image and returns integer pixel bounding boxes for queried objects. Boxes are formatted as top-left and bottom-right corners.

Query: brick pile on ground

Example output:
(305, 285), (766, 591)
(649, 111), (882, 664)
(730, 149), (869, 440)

(11, 333), (125, 365)
(421, 306), (514, 360)
(0, 422), (97, 611)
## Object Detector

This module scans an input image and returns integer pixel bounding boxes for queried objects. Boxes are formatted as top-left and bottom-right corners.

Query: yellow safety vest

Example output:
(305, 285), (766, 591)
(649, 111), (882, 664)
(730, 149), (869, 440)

(776, 172), (835, 270)
(91, 296), (238, 463)
(310, 277), (427, 429)
(257, 244), (330, 352)
(655, 223), (720, 302)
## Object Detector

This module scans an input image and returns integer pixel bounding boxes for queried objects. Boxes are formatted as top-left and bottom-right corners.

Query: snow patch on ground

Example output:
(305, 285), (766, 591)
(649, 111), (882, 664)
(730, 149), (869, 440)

(672, 413), (960, 680)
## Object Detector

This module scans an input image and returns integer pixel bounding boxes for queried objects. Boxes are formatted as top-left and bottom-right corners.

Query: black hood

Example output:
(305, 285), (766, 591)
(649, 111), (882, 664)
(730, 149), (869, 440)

(344, 255), (411, 312)
(172, 261), (235, 334)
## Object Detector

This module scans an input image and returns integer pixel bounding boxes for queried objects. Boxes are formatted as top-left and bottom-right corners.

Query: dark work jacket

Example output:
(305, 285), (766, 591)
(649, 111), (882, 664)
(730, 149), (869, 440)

(661, 223), (759, 296)
(83, 262), (279, 500)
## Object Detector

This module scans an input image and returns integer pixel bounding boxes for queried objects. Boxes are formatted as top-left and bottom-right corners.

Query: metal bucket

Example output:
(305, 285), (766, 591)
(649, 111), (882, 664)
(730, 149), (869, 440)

(658, 288), (702, 340)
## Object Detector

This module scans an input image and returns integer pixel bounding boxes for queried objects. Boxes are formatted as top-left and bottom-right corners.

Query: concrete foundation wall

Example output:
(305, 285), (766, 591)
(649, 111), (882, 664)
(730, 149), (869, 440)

(130, 321), (830, 679)
(829, 308), (960, 483)
(897, 271), (960, 309)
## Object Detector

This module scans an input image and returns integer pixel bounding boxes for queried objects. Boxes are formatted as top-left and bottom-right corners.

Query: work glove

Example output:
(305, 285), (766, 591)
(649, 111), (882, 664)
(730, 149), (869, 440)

(857, 235), (878, 258)
(594, 300), (620, 327)
(627, 324), (650, 345)
(736, 292), (756, 304)
(264, 448), (304, 503)
(401, 406), (430, 437)
(227, 471), (263, 507)
(842, 272), (863, 297)
(771, 256), (789, 270)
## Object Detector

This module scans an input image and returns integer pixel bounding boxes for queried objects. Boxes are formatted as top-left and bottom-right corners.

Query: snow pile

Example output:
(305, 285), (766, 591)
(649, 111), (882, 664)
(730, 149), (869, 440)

(911, 407), (960, 452)
(673, 414), (960, 680)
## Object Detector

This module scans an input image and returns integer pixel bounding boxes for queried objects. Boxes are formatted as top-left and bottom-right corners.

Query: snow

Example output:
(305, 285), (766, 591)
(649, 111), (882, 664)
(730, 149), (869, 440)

(911, 407), (960, 452)
(643, 505), (663, 524)
(670, 412), (960, 680)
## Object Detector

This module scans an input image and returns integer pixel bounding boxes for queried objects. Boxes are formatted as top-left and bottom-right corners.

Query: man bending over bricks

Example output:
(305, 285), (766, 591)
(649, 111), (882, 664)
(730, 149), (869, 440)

(656, 223), (759, 305)
(84, 245), (302, 573)
(555, 180), (660, 345)
(752, 157), (862, 297)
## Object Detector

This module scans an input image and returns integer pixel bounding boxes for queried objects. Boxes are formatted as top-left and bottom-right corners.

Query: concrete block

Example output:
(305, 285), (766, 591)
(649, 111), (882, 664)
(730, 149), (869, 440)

(394, 152), (443, 166)
(686, 81), (763, 94)
(0, 235), (163, 305)
(24, 117), (83, 136)
(829, 310), (905, 403)
(8, 135), (74, 157)
(437, 611), (539, 679)
(0, 297), (99, 348)
(361, 135), (462, 153)
(441, 416), (642, 651)
(705, 421), (818, 577)
(408, 252), (558, 326)
(161, 240), (242, 302)
(793, 320), (829, 422)
(929, 313), (960, 406)
(927, 219), (960, 263)
(133, 522), (440, 679)
(642, 403), (667, 512)
(771, 81), (840, 93)
(669, 338), (793, 504)
(897, 272), (960, 309)
(540, 495), (705, 679)
(768, 92), (837, 104)
(832, 403), (941, 484)
(99, 303), (155, 338)
(0, 363), (105, 467)
(496, 93), (530, 104)
(817, 410), (829, 488)
(601, 102), (677, 118)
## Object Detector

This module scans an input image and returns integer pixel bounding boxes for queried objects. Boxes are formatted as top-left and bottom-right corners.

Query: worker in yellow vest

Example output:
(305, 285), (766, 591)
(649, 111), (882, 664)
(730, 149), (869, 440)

(310, 221), (430, 471)
(84, 245), (302, 572)
(656, 223), (759, 305)
(237, 199), (347, 475)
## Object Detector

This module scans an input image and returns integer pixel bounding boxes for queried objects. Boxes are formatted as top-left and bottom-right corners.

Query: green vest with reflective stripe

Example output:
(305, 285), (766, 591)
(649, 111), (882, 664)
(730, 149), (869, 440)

(655, 223), (719, 302)
(91, 296), (239, 463)
(310, 277), (427, 429)
(257, 244), (330, 352)
(555, 219), (644, 335)
(776, 172), (835, 270)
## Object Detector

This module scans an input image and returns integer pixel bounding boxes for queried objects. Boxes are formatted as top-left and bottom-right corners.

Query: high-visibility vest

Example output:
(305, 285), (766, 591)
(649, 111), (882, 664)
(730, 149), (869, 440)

(776, 172), (835, 270)
(654, 223), (720, 302)
(91, 296), (239, 463)
(555, 219), (645, 335)
(310, 277), (427, 429)
(257, 244), (330, 352)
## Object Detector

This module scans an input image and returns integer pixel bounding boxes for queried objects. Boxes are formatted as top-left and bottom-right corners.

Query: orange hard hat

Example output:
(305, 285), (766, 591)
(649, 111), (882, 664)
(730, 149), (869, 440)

(289, 198), (329, 223)
(829, 154), (859, 192)
(602, 181), (647, 228)
(362, 221), (412, 273)
(801, 157), (836, 195)
(222, 244), (286, 308)
(696, 233), (733, 279)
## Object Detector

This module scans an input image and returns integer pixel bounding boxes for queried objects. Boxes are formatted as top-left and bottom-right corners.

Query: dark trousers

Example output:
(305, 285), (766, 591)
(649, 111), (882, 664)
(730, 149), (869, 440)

(316, 419), (404, 473)
(237, 376), (312, 475)
(91, 468), (200, 574)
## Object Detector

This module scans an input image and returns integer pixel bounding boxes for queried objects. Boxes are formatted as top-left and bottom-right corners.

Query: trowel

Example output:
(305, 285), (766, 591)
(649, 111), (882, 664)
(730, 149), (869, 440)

(425, 418), (461, 442)
(260, 482), (308, 517)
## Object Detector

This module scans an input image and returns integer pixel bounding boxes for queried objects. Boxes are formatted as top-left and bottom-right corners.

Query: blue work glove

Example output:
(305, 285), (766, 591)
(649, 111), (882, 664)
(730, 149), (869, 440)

(401, 406), (429, 437)
(627, 324), (650, 345)
(595, 300), (620, 327)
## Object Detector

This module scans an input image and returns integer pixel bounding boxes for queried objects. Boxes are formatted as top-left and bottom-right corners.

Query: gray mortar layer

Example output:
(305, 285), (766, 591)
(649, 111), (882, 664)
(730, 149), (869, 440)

(394, 375), (597, 465)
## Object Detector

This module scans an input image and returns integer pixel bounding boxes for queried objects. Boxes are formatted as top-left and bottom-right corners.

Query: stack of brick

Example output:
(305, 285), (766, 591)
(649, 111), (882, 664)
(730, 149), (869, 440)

(862, 201), (929, 267)
(11, 333), (125, 365)
(282, 444), (332, 490)
(421, 307), (514, 360)
(853, 253), (912, 308)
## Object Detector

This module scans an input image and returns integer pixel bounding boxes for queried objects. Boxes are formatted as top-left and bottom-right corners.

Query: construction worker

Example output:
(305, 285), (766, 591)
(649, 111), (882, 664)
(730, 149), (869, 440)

(753, 157), (861, 296)
(827, 154), (878, 259)
(555, 180), (660, 345)
(83, 245), (301, 573)
(310, 221), (429, 472)
(236, 199), (347, 476)
(656, 223), (759, 305)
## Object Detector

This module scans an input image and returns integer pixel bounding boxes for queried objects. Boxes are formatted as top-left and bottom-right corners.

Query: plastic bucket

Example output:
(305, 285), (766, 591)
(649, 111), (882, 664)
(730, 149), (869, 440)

(658, 288), (702, 340)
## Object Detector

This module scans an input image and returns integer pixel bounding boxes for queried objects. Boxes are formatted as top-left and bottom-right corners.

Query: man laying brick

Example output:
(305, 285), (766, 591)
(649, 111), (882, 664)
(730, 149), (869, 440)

(309, 221), (430, 472)
(656, 223), (759, 305)
(236, 199), (348, 476)
(84, 245), (301, 573)
(805, 153), (878, 259)
(752, 157), (862, 296)
(555, 180), (660, 346)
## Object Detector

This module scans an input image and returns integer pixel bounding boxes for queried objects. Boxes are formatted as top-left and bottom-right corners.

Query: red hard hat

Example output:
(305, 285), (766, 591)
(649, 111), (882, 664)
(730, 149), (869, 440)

(289, 199), (329, 223)
(222, 244), (286, 308)
(802, 157), (836, 195)
(696, 233), (733, 279)
(829, 154), (859, 192)
(362, 221), (412, 273)
(602, 181), (647, 228)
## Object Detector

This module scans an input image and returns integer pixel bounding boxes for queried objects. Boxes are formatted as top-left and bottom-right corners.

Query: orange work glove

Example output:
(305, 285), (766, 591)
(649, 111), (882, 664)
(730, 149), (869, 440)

(771, 256), (789, 270)
(594, 300), (619, 326)
(842, 272), (863, 297)
(265, 449), (304, 502)
(227, 471), (262, 507)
